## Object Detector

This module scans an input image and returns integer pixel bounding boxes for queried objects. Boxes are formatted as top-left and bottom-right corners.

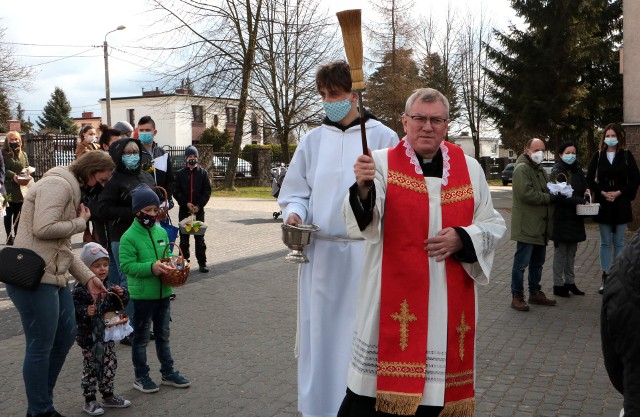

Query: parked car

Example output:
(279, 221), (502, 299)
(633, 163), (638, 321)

(501, 163), (515, 186)
(210, 156), (252, 177)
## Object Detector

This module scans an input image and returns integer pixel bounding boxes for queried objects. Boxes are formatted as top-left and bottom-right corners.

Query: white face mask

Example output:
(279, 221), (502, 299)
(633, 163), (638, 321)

(87, 135), (97, 143)
(530, 150), (544, 165)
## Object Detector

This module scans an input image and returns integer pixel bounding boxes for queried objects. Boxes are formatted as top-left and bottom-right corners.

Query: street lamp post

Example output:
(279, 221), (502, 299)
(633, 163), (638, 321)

(103, 25), (126, 127)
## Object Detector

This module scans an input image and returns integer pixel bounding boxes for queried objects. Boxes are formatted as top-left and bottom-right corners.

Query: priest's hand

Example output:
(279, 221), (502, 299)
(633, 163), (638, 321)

(424, 227), (463, 262)
(354, 152), (375, 199)
(286, 213), (302, 226)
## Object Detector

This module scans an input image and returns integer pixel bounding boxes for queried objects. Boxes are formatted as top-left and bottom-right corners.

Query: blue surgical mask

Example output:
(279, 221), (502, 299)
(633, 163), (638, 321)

(122, 154), (140, 170)
(561, 154), (576, 164)
(604, 138), (618, 147)
(135, 211), (157, 228)
(323, 98), (352, 123)
(138, 132), (154, 145)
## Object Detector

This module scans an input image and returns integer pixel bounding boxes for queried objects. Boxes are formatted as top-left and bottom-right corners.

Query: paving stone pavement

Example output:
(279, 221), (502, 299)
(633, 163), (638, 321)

(0, 195), (627, 416)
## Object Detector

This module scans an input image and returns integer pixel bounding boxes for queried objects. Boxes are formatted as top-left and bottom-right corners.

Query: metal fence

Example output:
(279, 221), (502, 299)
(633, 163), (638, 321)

(23, 134), (77, 181)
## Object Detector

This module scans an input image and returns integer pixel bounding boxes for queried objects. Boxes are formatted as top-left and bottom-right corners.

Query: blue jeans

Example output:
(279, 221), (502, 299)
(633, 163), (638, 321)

(7, 284), (76, 415)
(511, 242), (547, 296)
(131, 298), (174, 378)
(599, 223), (627, 273)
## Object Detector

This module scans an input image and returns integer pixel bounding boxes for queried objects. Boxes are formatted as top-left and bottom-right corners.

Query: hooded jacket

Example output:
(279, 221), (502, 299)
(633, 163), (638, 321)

(2, 139), (29, 203)
(13, 166), (96, 287)
(97, 138), (156, 242)
(510, 153), (555, 245)
(550, 160), (587, 243)
(140, 142), (176, 199)
(601, 230), (640, 414)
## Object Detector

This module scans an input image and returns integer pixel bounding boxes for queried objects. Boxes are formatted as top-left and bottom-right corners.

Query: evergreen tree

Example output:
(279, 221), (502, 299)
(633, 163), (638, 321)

(484, 0), (621, 153)
(0, 87), (10, 133)
(421, 52), (460, 121)
(365, 48), (423, 137)
(36, 87), (77, 134)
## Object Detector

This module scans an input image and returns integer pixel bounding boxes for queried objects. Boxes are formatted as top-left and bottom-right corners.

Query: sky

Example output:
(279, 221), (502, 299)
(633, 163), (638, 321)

(1, 0), (518, 124)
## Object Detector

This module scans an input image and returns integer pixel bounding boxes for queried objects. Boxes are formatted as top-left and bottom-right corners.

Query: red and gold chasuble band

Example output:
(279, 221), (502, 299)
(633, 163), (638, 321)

(377, 140), (476, 416)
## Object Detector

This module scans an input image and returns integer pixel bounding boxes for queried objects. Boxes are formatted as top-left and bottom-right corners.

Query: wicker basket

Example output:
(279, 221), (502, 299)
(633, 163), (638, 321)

(576, 192), (600, 216)
(158, 242), (190, 287)
(154, 186), (169, 221)
(179, 224), (207, 235)
(100, 292), (129, 328)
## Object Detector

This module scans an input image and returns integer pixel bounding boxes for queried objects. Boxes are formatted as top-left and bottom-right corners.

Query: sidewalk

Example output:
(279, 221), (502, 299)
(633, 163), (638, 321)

(0, 198), (625, 416)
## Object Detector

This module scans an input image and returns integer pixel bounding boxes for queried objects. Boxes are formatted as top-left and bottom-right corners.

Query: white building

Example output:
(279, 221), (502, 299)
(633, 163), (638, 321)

(100, 87), (264, 148)
(449, 132), (515, 160)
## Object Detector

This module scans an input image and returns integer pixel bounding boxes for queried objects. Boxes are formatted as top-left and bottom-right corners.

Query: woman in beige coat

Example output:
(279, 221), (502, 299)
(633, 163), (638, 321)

(7, 151), (114, 417)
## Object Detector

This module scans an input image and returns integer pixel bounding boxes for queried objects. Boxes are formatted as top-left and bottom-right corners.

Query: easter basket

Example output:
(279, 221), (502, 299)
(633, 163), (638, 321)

(576, 192), (600, 216)
(100, 292), (133, 342)
(179, 215), (208, 236)
(154, 186), (170, 222)
(158, 242), (190, 287)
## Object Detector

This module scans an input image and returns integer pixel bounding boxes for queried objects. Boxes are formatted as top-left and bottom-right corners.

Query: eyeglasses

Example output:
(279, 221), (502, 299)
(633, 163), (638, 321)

(405, 114), (448, 127)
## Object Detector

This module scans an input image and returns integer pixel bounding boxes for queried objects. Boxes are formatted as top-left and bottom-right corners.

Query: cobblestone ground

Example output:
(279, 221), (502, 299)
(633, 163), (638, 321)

(0, 196), (626, 416)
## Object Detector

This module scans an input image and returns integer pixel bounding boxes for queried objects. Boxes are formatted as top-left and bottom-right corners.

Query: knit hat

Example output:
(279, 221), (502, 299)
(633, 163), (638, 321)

(113, 121), (134, 136)
(131, 184), (160, 213)
(80, 242), (110, 268)
(185, 145), (199, 158)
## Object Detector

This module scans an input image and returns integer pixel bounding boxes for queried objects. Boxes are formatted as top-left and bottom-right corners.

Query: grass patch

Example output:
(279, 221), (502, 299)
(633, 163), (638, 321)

(212, 186), (274, 199)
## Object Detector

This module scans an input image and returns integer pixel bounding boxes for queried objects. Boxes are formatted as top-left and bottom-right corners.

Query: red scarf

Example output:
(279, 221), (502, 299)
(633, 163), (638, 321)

(376, 140), (476, 416)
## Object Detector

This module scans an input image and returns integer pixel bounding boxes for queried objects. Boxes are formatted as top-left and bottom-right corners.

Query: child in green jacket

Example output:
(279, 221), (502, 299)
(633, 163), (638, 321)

(119, 184), (191, 393)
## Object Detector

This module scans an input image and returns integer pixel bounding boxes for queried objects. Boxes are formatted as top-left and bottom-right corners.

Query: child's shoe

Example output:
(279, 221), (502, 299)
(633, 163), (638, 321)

(82, 400), (104, 416)
(102, 393), (131, 408)
(133, 375), (160, 393)
(161, 371), (191, 388)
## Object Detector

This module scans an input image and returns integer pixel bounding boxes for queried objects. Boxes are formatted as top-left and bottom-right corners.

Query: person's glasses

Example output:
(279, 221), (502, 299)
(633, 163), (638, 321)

(405, 114), (448, 127)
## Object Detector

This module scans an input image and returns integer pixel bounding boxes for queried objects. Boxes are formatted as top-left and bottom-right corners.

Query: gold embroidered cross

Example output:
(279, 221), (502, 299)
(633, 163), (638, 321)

(456, 312), (471, 361)
(391, 299), (417, 351)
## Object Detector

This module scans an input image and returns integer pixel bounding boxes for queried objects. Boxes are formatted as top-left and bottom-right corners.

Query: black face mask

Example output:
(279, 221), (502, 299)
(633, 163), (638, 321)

(83, 182), (103, 198)
(9, 142), (19, 150)
(187, 159), (198, 166)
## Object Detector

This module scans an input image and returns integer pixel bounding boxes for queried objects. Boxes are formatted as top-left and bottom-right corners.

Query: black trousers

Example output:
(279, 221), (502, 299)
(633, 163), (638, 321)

(178, 208), (207, 266)
(337, 389), (444, 417)
(4, 201), (22, 238)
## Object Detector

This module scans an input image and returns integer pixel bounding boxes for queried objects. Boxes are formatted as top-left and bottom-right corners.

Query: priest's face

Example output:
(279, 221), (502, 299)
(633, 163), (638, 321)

(402, 100), (449, 159)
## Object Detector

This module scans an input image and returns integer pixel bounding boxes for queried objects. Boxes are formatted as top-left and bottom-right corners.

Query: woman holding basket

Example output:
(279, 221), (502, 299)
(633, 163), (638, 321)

(587, 123), (640, 294)
(550, 141), (589, 297)
(2, 130), (29, 245)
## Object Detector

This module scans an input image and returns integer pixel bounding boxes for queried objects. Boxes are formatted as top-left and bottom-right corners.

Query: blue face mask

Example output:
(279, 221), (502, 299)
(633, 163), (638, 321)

(135, 211), (157, 229)
(323, 98), (352, 123)
(604, 138), (618, 147)
(138, 132), (154, 145)
(122, 154), (140, 170)
(561, 154), (576, 164)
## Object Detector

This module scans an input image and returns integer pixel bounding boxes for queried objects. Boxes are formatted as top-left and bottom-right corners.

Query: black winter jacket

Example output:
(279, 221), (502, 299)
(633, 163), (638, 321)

(587, 149), (640, 225)
(601, 230), (640, 415)
(550, 160), (587, 243)
(97, 138), (156, 241)
(73, 282), (130, 350)
(173, 165), (212, 212)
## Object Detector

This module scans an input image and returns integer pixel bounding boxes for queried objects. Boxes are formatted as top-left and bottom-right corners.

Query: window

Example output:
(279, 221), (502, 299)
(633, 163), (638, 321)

(508, 150), (515, 158)
(226, 107), (237, 125)
(213, 115), (219, 127)
(491, 144), (498, 154)
(127, 109), (135, 126)
(192, 105), (204, 123)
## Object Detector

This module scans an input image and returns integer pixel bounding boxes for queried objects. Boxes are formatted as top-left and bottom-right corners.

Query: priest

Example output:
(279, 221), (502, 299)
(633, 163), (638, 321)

(339, 88), (506, 417)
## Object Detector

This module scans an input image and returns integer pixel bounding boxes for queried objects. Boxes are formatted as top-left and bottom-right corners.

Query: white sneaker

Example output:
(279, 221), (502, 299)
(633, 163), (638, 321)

(83, 400), (105, 416)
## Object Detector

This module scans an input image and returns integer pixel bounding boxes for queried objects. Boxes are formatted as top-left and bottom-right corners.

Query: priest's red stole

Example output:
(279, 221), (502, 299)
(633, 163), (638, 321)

(376, 140), (476, 416)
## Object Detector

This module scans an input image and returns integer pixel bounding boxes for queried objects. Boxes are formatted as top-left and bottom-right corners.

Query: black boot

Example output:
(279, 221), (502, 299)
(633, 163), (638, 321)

(565, 283), (585, 296)
(553, 285), (570, 297)
(599, 272), (608, 295)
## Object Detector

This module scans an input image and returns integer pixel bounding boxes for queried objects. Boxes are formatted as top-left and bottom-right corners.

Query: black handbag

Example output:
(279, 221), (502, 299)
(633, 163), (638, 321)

(0, 247), (47, 290)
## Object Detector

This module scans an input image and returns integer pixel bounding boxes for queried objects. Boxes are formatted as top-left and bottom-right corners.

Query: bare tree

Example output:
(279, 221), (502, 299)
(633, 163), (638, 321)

(458, 6), (494, 160)
(253, 0), (339, 162)
(148, 0), (263, 189)
(0, 25), (34, 93)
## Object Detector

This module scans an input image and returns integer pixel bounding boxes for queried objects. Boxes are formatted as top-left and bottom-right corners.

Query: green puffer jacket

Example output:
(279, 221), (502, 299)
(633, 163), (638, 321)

(119, 219), (173, 300)
(511, 153), (554, 245)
